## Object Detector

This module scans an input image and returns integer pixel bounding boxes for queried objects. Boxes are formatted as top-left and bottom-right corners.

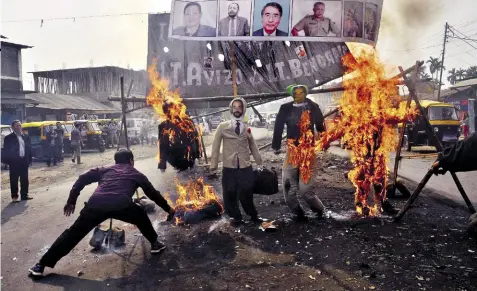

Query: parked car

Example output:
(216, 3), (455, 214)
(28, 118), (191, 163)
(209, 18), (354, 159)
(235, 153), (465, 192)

(250, 112), (268, 128)
(1, 125), (12, 169)
(209, 115), (222, 129)
(266, 113), (278, 130)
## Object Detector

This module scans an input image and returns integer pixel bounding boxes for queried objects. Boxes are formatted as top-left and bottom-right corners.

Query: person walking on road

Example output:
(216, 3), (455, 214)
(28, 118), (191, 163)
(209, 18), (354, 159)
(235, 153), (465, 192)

(70, 123), (82, 164)
(272, 84), (326, 222)
(210, 98), (264, 226)
(46, 125), (57, 167)
(54, 122), (65, 162)
(28, 149), (175, 277)
(3, 120), (33, 201)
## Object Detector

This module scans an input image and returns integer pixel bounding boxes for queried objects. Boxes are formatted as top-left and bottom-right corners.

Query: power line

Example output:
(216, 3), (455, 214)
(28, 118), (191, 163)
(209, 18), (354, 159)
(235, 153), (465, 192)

(1, 12), (157, 23)
(449, 26), (477, 49)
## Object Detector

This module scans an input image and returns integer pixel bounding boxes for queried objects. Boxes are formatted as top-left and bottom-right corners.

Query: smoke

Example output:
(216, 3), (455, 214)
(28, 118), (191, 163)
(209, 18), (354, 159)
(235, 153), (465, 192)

(379, 0), (444, 50)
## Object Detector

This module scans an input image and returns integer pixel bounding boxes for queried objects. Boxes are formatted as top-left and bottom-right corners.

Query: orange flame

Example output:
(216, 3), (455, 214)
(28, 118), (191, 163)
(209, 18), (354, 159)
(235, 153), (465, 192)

(316, 50), (417, 216)
(286, 110), (316, 184)
(171, 177), (224, 225)
(146, 58), (199, 160)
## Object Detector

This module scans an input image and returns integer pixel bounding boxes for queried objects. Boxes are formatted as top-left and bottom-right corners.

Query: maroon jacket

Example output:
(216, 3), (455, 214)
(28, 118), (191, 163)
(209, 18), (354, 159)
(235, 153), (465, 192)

(67, 163), (171, 211)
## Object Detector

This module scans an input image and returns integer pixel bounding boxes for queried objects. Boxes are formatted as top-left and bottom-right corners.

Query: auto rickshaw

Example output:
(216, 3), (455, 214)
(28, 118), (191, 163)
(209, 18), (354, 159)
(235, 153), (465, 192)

(399, 100), (461, 151)
(65, 120), (105, 152)
(22, 121), (69, 160)
(1, 124), (13, 169)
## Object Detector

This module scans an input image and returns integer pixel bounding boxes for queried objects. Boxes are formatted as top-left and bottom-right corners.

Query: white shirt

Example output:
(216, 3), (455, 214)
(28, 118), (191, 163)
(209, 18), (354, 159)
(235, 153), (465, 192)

(16, 132), (25, 158)
(231, 120), (245, 134)
(264, 29), (277, 36)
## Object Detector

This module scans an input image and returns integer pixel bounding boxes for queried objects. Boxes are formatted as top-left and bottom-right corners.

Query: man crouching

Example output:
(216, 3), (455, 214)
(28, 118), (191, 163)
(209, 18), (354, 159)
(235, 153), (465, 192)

(28, 149), (174, 277)
(210, 98), (264, 226)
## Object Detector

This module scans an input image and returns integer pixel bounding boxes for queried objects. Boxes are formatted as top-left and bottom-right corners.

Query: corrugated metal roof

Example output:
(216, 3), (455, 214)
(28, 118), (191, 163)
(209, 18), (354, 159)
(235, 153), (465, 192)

(27, 93), (120, 113)
(450, 77), (477, 89)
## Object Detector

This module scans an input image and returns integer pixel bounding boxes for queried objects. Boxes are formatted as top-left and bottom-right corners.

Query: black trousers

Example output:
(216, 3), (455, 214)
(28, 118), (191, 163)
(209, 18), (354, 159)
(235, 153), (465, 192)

(56, 144), (63, 161)
(46, 145), (57, 166)
(9, 157), (29, 198)
(40, 202), (158, 268)
(222, 166), (257, 221)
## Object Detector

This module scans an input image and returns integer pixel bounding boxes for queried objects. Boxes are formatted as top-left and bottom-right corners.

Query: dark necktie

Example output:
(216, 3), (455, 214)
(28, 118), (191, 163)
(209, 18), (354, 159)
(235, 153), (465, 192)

(235, 121), (240, 135)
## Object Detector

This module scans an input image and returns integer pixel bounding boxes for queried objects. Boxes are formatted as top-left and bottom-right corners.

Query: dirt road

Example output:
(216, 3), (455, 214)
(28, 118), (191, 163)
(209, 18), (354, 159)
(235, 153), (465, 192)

(1, 129), (476, 291)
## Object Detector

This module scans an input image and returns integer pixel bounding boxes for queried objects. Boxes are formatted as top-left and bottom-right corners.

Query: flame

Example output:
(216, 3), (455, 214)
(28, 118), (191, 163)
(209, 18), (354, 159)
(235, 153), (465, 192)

(147, 58), (199, 162)
(286, 110), (316, 184)
(171, 177), (224, 225)
(316, 50), (417, 216)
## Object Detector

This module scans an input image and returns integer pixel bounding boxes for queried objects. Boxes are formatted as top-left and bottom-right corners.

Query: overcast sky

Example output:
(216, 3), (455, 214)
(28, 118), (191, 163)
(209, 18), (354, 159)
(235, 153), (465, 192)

(2, 0), (476, 90)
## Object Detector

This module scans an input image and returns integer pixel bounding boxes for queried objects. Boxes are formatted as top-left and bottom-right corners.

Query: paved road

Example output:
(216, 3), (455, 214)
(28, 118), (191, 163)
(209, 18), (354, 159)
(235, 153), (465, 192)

(0, 127), (271, 290)
(327, 145), (477, 208)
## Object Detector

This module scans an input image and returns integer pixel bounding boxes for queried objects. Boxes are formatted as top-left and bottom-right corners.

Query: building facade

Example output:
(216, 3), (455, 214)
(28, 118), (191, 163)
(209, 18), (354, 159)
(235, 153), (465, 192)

(1, 37), (36, 124)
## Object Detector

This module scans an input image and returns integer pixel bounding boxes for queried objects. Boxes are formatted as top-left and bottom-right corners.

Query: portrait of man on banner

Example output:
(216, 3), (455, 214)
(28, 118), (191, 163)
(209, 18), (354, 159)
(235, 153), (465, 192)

(291, 1), (341, 37)
(203, 56), (214, 69)
(364, 3), (378, 41)
(218, 1), (252, 36)
(343, 1), (363, 38)
(172, 1), (217, 37)
(252, 1), (290, 36)
(294, 45), (307, 59)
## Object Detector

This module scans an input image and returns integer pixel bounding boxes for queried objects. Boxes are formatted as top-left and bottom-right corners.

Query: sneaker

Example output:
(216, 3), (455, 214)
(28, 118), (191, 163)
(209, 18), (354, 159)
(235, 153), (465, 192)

(293, 214), (309, 223)
(151, 241), (166, 254)
(21, 196), (33, 201)
(12, 194), (19, 202)
(28, 263), (45, 276)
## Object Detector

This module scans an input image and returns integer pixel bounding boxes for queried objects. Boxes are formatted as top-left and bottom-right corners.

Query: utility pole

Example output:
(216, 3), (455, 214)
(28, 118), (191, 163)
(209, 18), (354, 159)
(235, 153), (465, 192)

(437, 22), (448, 101)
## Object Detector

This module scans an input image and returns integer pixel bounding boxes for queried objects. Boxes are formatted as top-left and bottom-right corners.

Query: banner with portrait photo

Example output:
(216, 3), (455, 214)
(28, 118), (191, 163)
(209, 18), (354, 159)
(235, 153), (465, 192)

(149, 13), (352, 108)
(168, 0), (383, 45)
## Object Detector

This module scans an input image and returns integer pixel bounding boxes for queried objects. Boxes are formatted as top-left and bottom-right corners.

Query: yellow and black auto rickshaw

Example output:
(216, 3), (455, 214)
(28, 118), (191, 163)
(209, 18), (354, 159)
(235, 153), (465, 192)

(22, 121), (70, 160)
(400, 100), (461, 151)
(64, 120), (105, 152)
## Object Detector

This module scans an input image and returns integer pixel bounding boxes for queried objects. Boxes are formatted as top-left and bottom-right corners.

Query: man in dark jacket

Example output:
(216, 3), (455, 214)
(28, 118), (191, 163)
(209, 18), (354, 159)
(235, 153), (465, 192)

(46, 125), (57, 167)
(28, 149), (175, 277)
(272, 84), (326, 221)
(3, 120), (33, 201)
(54, 122), (64, 162)
(433, 132), (477, 173)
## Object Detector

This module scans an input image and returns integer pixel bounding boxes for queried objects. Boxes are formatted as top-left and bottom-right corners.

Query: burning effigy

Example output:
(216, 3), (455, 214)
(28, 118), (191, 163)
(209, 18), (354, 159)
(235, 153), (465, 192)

(316, 50), (417, 216)
(165, 177), (224, 226)
(146, 59), (201, 171)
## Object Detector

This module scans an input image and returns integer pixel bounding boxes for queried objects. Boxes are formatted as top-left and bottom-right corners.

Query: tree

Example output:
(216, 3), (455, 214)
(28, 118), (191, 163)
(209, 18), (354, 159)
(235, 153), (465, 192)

(466, 66), (477, 78)
(456, 68), (466, 81)
(447, 68), (457, 85)
(426, 57), (440, 80)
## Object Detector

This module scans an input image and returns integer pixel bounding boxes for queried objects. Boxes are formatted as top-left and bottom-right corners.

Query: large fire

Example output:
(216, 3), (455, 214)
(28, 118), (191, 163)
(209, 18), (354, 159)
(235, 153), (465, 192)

(165, 177), (224, 225)
(286, 110), (316, 184)
(146, 59), (221, 223)
(316, 51), (417, 216)
(147, 58), (200, 168)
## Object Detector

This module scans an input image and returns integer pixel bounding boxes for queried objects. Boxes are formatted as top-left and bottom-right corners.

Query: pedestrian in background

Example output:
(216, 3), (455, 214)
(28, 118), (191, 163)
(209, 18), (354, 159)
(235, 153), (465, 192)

(461, 112), (470, 139)
(70, 123), (82, 164)
(3, 120), (33, 201)
(54, 122), (64, 162)
(46, 125), (57, 167)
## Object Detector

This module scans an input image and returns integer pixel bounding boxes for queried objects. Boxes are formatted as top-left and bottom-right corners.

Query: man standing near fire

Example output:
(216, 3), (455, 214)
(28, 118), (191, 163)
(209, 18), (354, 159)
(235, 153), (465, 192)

(272, 84), (326, 222)
(210, 98), (264, 226)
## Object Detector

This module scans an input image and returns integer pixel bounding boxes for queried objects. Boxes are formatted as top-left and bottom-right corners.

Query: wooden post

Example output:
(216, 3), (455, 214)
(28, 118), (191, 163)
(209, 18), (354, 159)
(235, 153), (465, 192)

(390, 62), (420, 197)
(120, 77), (130, 150)
(394, 65), (475, 220)
(194, 109), (208, 164)
(229, 41), (238, 98)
